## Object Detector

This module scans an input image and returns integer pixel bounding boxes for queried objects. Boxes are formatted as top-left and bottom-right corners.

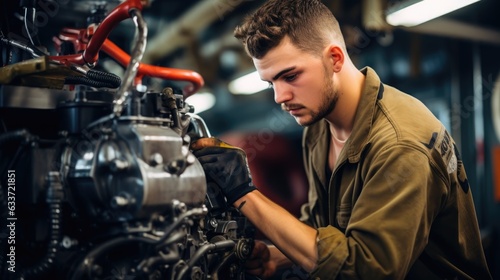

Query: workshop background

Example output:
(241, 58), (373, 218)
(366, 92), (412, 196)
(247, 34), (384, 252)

(2, 0), (500, 278)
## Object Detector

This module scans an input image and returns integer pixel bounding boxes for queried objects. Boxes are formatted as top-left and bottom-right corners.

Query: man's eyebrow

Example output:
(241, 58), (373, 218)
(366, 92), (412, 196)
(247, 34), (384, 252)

(269, 67), (296, 81)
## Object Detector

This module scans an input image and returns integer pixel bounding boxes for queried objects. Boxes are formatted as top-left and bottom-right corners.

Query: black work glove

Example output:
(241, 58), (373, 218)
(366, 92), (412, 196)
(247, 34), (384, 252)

(191, 138), (257, 205)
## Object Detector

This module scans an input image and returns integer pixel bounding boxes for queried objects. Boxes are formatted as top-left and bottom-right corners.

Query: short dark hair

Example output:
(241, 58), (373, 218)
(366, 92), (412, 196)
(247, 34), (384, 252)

(234, 0), (345, 59)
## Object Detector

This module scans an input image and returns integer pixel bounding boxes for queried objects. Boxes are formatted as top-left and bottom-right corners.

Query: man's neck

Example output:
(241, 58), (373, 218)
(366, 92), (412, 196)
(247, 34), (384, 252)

(326, 63), (365, 138)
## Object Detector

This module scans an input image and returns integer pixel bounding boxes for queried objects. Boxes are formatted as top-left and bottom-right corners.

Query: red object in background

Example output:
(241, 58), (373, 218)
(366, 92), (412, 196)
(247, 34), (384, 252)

(52, 27), (91, 54)
(493, 146), (500, 202)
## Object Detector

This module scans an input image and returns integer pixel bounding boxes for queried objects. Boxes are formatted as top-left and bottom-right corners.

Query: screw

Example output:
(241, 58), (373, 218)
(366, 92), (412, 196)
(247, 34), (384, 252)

(209, 218), (218, 228)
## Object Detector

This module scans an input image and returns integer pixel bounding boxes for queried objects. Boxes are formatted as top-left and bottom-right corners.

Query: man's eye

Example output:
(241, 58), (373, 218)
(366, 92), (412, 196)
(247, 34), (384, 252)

(268, 82), (274, 89)
(285, 74), (297, 82)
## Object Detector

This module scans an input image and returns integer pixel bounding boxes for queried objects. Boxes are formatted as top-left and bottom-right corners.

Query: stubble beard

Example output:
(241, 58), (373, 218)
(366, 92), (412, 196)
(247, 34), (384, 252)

(301, 72), (339, 127)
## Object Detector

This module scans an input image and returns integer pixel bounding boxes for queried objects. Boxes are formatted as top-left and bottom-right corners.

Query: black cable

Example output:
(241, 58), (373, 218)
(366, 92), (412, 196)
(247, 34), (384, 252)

(0, 130), (35, 175)
(154, 207), (207, 251)
(20, 0), (36, 46)
(5, 140), (27, 173)
(70, 235), (157, 280)
(175, 239), (235, 280)
(0, 129), (32, 145)
(64, 75), (115, 88)
(86, 69), (121, 88)
(0, 130), (34, 174)
(23, 172), (64, 278)
(64, 69), (121, 89)
(0, 37), (46, 58)
(136, 231), (186, 273)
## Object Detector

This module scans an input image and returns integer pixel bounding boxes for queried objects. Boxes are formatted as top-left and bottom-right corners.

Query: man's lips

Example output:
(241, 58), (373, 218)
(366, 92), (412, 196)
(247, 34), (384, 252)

(281, 103), (304, 115)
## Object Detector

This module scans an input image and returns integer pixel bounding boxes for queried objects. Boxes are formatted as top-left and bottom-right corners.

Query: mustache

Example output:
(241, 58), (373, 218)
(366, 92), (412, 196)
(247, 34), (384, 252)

(281, 103), (303, 111)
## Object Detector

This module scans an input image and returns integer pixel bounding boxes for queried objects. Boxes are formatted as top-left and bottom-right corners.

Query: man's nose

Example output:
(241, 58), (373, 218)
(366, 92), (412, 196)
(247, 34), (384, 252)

(273, 83), (293, 104)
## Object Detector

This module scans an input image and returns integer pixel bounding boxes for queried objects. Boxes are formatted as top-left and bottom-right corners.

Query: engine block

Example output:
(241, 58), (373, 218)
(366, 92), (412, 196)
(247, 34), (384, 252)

(0, 88), (255, 280)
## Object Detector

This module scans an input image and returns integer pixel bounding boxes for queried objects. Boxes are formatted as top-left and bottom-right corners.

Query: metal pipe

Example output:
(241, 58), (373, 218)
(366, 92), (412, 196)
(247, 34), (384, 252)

(401, 18), (500, 46)
(136, 231), (185, 272)
(70, 236), (158, 280)
(0, 37), (46, 58)
(154, 207), (207, 250)
(113, 8), (148, 117)
(175, 239), (236, 280)
(83, 0), (144, 65)
(142, 0), (247, 64)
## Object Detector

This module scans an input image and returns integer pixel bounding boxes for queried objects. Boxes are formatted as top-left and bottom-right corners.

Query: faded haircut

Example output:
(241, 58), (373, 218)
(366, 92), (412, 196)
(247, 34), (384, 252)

(234, 0), (345, 59)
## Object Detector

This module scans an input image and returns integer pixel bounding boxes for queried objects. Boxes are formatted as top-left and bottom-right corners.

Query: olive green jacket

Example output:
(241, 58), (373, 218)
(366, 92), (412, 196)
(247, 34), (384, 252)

(300, 67), (492, 279)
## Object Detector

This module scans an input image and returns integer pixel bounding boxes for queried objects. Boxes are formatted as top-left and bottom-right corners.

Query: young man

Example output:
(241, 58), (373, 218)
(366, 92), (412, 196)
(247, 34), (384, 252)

(191, 0), (492, 278)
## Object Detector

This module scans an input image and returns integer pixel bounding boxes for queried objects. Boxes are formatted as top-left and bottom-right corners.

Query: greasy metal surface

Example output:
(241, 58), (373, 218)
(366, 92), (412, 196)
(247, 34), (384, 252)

(64, 118), (207, 221)
(0, 56), (84, 89)
(0, 56), (48, 84)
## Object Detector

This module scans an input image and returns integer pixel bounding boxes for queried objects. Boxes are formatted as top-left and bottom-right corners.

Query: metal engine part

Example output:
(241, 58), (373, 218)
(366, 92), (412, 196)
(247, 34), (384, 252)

(0, 1), (256, 279)
(62, 117), (207, 221)
(0, 86), (256, 280)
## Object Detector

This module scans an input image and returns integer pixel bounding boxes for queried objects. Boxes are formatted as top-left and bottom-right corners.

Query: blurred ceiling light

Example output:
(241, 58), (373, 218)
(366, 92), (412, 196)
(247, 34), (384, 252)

(228, 71), (269, 95)
(185, 92), (216, 114)
(386, 0), (480, 27)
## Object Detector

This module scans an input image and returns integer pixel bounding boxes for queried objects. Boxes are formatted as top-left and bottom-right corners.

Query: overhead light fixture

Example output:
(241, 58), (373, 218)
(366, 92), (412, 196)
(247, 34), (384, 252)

(185, 92), (216, 114)
(228, 71), (269, 95)
(386, 0), (480, 27)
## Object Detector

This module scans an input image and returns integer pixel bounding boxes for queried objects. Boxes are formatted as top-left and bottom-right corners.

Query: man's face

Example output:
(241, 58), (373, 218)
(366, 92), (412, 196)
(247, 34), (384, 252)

(253, 37), (339, 126)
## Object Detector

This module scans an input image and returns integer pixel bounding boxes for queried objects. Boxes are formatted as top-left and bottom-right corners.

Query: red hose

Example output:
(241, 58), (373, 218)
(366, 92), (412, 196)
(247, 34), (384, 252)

(49, 0), (203, 96)
(50, 0), (144, 65)
(102, 39), (204, 96)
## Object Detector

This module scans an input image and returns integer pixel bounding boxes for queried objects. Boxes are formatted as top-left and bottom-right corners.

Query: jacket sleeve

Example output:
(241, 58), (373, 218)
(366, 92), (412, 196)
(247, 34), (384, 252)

(311, 145), (448, 279)
(299, 126), (316, 227)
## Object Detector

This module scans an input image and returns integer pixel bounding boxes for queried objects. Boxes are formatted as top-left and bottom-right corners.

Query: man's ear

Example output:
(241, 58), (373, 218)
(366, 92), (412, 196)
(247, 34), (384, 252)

(326, 45), (344, 72)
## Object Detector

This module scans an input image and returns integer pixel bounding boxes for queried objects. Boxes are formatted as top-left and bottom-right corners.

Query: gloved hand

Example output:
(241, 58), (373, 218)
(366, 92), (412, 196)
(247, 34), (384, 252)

(245, 240), (277, 279)
(191, 137), (257, 205)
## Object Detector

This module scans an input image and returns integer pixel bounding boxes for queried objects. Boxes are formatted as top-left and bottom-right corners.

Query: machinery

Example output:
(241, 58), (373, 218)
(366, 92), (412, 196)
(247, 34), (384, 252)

(0, 1), (255, 279)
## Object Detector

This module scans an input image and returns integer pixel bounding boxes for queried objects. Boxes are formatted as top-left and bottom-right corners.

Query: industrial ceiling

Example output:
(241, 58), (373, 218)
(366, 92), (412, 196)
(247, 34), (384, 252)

(2, 0), (499, 135)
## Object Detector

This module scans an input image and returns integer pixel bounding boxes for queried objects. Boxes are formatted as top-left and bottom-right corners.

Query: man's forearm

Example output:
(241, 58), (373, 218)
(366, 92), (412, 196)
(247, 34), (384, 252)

(235, 191), (318, 271)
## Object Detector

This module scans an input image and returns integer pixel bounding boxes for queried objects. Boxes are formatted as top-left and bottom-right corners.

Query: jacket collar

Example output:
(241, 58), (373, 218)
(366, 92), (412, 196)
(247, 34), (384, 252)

(346, 66), (383, 163)
(307, 67), (383, 183)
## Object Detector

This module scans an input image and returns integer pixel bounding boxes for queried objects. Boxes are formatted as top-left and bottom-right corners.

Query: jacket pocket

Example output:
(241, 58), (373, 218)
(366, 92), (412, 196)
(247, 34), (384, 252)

(336, 204), (352, 229)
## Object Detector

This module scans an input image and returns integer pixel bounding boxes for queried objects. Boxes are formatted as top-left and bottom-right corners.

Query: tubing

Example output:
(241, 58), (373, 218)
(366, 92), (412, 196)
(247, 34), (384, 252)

(101, 39), (204, 97)
(0, 37), (46, 58)
(0, 129), (32, 145)
(113, 8), (147, 117)
(64, 69), (121, 88)
(82, 0), (144, 65)
(71, 207), (205, 279)
(46, 0), (204, 96)
(136, 231), (186, 272)
(86, 69), (121, 88)
(49, 0), (144, 66)
(70, 236), (157, 280)
(175, 239), (236, 280)
(154, 207), (207, 251)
